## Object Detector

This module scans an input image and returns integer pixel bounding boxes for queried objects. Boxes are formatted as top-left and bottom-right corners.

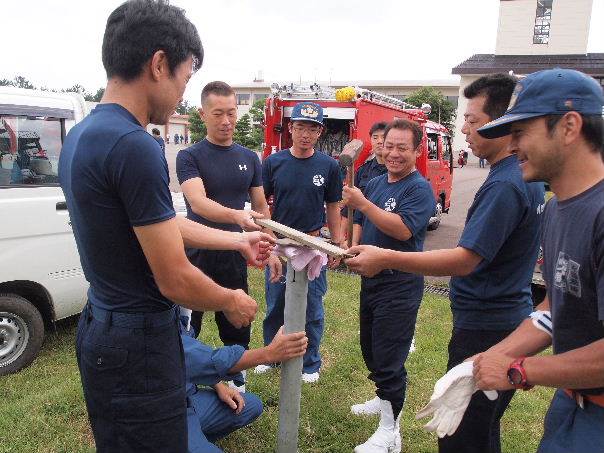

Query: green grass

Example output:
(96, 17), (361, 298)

(0, 268), (552, 452)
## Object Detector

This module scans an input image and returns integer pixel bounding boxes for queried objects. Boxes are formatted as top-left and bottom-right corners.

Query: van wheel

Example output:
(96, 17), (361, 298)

(0, 294), (45, 376)
(428, 202), (443, 231)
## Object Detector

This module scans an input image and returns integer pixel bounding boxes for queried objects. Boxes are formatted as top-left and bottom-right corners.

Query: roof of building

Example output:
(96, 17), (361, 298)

(452, 53), (604, 76)
(230, 78), (460, 89)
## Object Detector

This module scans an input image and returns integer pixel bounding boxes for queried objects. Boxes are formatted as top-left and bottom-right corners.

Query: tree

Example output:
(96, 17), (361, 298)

(245, 98), (266, 151)
(91, 87), (105, 102)
(248, 98), (265, 125)
(176, 100), (192, 115)
(187, 106), (206, 143)
(404, 87), (457, 134)
(233, 113), (254, 148)
(13, 76), (35, 89)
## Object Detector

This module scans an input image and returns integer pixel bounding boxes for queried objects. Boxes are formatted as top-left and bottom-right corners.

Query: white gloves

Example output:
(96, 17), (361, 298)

(416, 361), (498, 438)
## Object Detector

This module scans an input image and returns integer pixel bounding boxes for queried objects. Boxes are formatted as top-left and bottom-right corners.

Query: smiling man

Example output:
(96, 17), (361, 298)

(473, 68), (604, 453)
(343, 119), (434, 453)
(346, 74), (545, 453)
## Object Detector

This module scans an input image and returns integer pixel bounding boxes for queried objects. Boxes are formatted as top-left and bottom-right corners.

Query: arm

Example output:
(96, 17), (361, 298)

(229, 327), (308, 373)
(134, 218), (257, 327)
(345, 245), (482, 278)
(250, 185), (283, 281)
(180, 177), (262, 231)
(342, 185), (410, 241)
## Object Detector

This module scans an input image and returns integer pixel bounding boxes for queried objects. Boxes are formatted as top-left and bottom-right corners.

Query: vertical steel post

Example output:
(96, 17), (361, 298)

(277, 260), (309, 453)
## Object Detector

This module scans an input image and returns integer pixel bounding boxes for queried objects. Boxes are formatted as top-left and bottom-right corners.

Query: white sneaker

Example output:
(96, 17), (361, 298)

(227, 381), (246, 392)
(254, 364), (274, 374)
(351, 396), (381, 416)
(409, 336), (416, 353)
(301, 372), (320, 383)
(354, 399), (401, 453)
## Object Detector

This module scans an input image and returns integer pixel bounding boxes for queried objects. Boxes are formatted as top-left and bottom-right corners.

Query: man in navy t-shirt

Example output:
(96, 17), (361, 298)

(339, 121), (388, 244)
(474, 68), (604, 453)
(346, 74), (545, 453)
(151, 127), (165, 152)
(58, 4), (273, 452)
(177, 81), (274, 390)
(256, 102), (343, 383)
(343, 119), (434, 452)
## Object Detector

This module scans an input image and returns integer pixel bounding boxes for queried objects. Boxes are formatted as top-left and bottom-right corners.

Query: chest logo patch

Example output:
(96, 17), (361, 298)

(238, 164), (247, 171)
(313, 174), (325, 186)
(384, 197), (397, 212)
(553, 251), (581, 298)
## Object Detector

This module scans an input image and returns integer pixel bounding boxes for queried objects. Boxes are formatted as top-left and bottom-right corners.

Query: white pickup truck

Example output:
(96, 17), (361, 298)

(0, 87), (186, 375)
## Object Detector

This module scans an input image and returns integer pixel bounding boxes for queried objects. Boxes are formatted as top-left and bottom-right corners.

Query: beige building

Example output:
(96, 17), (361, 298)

(451, 0), (603, 154)
(231, 79), (460, 117)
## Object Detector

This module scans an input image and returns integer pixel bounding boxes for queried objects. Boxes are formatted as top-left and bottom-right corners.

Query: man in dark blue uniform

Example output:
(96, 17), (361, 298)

(180, 309), (307, 453)
(474, 68), (604, 453)
(339, 121), (388, 245)
(346, 74), (545, 453)
(151, 127), (165, 152)
(256, 102), (343, 383)
(343, 119), (434, 452)
(58, 2), (271, 452)
(177, 81), (274, 390)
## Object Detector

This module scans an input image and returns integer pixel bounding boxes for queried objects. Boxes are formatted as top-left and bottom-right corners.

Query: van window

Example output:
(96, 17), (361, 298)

(442, 135), (452, 163)
(0, 115), (63, 186)
(427, 133), (439, 160)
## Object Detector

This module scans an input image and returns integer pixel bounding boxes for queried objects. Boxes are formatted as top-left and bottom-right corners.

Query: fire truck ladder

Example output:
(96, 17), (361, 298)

(270, 83), (431, 114)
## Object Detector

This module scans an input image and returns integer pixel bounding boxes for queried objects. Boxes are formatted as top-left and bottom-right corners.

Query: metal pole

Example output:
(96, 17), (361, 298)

(277, 260), (309, 453)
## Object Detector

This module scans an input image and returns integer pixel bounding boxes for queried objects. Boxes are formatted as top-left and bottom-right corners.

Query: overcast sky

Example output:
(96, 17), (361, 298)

(3, 0), (603, 105)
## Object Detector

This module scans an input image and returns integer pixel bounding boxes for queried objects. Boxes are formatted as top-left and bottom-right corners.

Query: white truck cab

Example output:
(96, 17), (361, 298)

(0, 87), (89, 375)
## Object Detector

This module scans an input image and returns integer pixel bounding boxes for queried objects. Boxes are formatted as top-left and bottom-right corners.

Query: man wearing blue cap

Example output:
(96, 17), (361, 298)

(256, 102), (343, 383)
(473, 68), (604, 453)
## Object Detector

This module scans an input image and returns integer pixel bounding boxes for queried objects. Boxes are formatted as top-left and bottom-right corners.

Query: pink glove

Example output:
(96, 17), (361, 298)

(274, 244), (328, 280)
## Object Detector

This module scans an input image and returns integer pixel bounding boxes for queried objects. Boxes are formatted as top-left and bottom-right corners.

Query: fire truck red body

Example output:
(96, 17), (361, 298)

(262, 85), (454, 230)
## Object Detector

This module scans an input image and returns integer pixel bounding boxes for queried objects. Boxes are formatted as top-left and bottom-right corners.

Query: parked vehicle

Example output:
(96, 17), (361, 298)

(0, 87), (186, 375)
(262, 84), (454, 231)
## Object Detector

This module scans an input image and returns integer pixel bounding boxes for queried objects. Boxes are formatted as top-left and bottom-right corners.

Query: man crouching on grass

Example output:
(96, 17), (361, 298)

(181, 309), (307, 453)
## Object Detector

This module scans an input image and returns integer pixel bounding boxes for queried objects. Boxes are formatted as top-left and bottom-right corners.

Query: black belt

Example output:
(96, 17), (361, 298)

(88, 303), (177, 329)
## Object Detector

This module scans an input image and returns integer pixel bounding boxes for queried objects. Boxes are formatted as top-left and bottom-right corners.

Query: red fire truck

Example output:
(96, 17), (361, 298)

(262, 84), (454, 230)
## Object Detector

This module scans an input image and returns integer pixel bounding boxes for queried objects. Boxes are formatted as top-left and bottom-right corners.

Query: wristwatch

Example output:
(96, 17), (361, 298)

(507, 357), (534, 390)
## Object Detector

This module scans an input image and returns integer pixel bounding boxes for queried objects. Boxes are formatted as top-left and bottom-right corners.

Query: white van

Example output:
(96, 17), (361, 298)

(0, 87), (89, 375)
(0, 87), (187, 375)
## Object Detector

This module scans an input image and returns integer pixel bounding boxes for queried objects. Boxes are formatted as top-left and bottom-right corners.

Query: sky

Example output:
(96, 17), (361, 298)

(3, 0), (603, 105)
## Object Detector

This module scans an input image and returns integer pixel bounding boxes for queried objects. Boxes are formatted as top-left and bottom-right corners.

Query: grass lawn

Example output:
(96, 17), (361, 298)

(0, 268), (553, 453)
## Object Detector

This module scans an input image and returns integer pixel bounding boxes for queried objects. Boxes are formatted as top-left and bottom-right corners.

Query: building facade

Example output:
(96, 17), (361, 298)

(451, 0), (603, 155)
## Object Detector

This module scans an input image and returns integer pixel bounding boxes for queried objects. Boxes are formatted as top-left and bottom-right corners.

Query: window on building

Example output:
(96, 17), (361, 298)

(533, 0), (553, 44)
(236, 94), (251, 105)
(253, 94), (268, 104)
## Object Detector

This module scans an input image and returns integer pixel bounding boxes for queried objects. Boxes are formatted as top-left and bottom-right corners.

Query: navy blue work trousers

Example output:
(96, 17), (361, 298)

(76, 303), (187, 453)
(359, 275), (421, 418)
(438, 327), (516, 453)
(187, 249), (251, 351)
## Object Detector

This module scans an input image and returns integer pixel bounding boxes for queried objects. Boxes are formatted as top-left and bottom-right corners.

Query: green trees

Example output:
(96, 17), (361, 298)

(188, 107), (206, 144)
(405, 87), (457, 133)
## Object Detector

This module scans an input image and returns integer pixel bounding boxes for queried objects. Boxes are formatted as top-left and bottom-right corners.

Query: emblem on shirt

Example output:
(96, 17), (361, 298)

(238, 164), (247, 171)
(384, 197), (396, 212)
(537, 202), (545, 215)
(553, 251), (581, 297)
(313, 174), (325, 186)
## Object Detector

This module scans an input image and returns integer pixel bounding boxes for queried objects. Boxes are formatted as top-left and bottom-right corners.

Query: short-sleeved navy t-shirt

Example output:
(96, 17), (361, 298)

(262, 149), (343, 232)
(541, 179), (604, 393)
(450, 155), (545, 330)
(176, 139), (262, 232)
(356, 171), (434, 297)
(59, 104), (175, 313)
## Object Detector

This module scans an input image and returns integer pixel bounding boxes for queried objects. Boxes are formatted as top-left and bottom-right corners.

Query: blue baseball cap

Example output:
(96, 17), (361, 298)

(478, 68), (604, 139)
(290, 102), (324, 126)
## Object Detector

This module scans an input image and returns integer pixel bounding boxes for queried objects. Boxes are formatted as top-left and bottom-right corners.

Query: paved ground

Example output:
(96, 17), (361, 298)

(166, 143), (489, 282)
